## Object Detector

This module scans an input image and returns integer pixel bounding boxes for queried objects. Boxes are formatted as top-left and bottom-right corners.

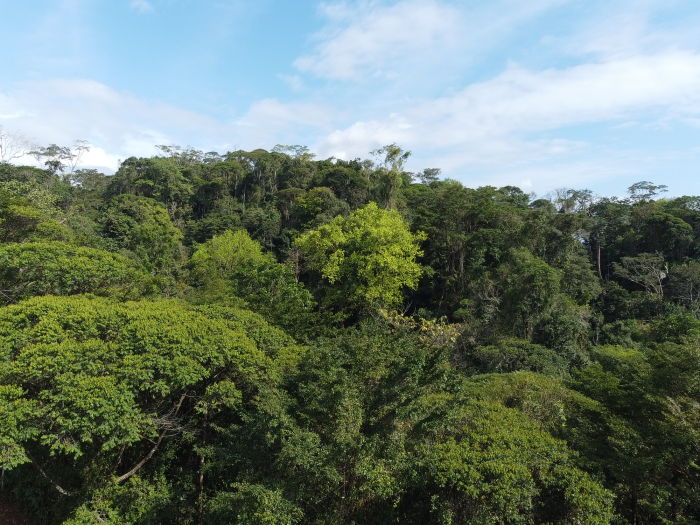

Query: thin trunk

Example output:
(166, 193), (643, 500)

(197, 455), (205, 519)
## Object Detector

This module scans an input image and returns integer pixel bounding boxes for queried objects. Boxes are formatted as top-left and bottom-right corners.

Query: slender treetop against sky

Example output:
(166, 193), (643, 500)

(1, 0), (700, 196)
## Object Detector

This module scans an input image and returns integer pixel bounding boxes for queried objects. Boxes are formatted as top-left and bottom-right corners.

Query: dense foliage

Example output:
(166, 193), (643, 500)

(0, 148), (698, 524)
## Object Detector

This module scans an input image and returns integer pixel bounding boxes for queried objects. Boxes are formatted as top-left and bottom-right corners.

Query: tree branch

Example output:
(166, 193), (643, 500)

(115, 394), (186, 484)
(27, 453), (72, 496)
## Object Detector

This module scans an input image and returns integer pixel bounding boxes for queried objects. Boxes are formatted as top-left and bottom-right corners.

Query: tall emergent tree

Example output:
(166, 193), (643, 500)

(295, 202), (425, 313)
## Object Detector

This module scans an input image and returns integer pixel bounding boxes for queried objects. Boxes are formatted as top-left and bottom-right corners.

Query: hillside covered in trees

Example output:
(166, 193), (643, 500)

(1, 144), (699, 524)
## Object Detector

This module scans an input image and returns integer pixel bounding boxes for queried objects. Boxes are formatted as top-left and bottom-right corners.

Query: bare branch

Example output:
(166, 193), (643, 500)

(0, 127), (30, 164)
(115, 393), (187, 483)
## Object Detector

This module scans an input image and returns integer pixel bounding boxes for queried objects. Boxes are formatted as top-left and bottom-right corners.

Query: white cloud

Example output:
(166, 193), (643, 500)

(315, 51), (700, 165)
(79, 146), (123, 172)
(0, 79), (224, 172)
(130, 0), (154, 13)
(0, 80), (334, 173)
(295, 0), (570, 81)
(3, 49), (699, 190)
(558, 0), (700, 62)
(278, 74), (304, 92)
(3, 4), (700, 195)
(295, 0), (464, 80)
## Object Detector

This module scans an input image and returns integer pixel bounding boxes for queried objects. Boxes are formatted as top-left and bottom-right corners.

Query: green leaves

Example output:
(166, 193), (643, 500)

(3, 147), (700, 524)
(295, 202), (425, 313)
(0, 189), (72, 243)
(191, 229), (272, 286)
(0, 241), (153, 304)
(100, 194), (184, 274)
(0, 385), (38, 469)
(204, 483), (303, 525)
(190, 230), (320, 338)
(416, 400), (614, 525)
(283, 321), (614, 524)
(0, 295), (296, 507)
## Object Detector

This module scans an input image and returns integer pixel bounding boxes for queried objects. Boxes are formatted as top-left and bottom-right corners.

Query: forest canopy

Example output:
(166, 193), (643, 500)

(0, 146), (698, 524)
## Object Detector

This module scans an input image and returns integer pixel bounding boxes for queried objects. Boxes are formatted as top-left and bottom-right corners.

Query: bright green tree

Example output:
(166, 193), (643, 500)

(190, 230), (319, 337)
(0, 295), (298, 523)
(0, 189), (72, 243)
(287, 320), (613, 524)
(294, 202), (425, 313)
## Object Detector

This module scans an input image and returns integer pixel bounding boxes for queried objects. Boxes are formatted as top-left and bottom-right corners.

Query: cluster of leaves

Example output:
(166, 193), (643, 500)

(0, 148), (698, 524)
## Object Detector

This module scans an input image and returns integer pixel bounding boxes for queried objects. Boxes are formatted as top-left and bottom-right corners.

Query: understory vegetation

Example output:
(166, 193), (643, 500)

(0, 144), (698, 524)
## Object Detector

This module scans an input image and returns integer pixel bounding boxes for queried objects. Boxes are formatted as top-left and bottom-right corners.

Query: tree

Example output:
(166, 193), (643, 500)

(667, 260), (700, 314)
(0, 189), (72, 243)
(155, 144), (205, 166)
(319, 167), (368, 209)
(290, 187), (349, 229)
(0, 241), (153, 304)
(107, 157), (193, 220)
(190, 230), (319, 336)
(370, 144), (411, 209)
(191, 229), (272, 287)
(29, 141), (89, 175)
(0, 295), (296, 523)
(571, 343), (700, 522)
(99, 194), (184, 275)
(552, 188), (595, 213)
(0, 127), (30, 164)
(295, 202), (425, 313)
(417, 167), (441, 185)
(272, 144), (314, 161)
(614, 252), (667, 296)
(627, 180), (668, 202)
(289, 322), (613, 524)
(371, 143), (411, 172)
(638, 211), (693, 261)
(496, 248), (562, 338)
(497, 185), (531, 208)
(413, 399), (614, 524)
(467, 337), (568, 376)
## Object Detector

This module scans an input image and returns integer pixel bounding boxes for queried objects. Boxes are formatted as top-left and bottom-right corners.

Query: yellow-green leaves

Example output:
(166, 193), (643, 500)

(295, 202), (425, 312)
(190, 229), (272, 291)
(417, 399), (614, 525)
(190, 230), (320, 338)
(0, 295), (292, 470)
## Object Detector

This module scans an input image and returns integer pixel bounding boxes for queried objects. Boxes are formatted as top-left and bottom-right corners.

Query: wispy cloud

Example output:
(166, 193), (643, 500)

(3, 0), (700, 194)
(0, 80), (334, 173)
(317, 51), (700, 154)
(312, 50), (700, 191)
(231, 98), (335, 148)
(554, 0), (700, 60)
(4, 49), (700, 186)
(295, 0), (570, 82)
(278, 74), (305, 92)
(130, 0), (154, 14)
(295, 0), (465, 80)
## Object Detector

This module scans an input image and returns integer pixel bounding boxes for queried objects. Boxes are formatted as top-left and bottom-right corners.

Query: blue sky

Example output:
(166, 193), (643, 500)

(2, 0), (700, 197)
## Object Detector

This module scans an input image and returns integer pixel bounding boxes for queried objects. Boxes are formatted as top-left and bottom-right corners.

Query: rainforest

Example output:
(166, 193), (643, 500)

(0, 144), (698, 524)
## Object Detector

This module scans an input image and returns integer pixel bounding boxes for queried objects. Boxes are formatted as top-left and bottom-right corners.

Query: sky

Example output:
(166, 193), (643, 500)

(2, 0), (700, 197)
